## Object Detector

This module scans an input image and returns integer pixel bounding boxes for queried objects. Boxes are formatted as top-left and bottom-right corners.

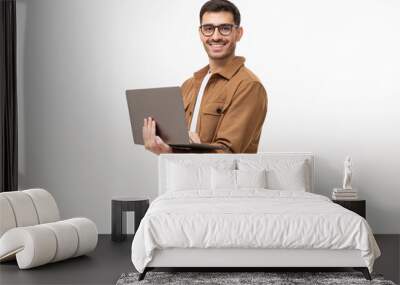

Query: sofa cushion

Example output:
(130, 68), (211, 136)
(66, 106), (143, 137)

(24, 189), (60, 224)
(0, 189), (60, 236)
(0, 192), (39, 227)
(0, 196), (17, 237)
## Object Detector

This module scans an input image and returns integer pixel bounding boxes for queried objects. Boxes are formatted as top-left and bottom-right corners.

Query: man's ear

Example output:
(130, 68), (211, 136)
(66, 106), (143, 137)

(236, 26), (243, 42)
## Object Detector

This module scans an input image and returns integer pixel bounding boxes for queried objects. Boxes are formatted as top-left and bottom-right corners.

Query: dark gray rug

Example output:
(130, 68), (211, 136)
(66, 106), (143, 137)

(116, 271), (396, 285)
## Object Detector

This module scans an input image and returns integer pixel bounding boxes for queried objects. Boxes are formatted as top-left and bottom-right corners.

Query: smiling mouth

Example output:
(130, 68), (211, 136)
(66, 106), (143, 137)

(208, 42), (226, 47)
(208, 42), (227, 51)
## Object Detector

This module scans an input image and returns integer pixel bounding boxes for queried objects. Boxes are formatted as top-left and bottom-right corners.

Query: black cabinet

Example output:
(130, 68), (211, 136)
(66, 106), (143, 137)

(111, 197), (149, 242)
(332, 199), (366, 219)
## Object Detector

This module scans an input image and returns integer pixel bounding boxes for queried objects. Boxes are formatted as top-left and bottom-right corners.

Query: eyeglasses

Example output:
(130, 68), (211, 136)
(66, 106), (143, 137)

(199, 24), (238, 36)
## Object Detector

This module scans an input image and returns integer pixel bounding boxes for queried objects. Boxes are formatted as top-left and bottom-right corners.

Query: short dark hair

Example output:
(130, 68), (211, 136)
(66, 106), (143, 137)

(199, 0), (241, 26)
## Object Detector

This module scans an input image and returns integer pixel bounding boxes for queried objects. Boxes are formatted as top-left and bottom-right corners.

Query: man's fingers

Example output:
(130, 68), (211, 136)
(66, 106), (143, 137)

(143, 117), (152, 140)
(148, 117), (155, 141)
(142, 117), (171, 155)
(151, 120), (156, 138)
(155, 136), (165, 145)
(156, 136), (172, 152)
(146, 117), (151, 131)
(143, 117), (155, 150)
(152, 137), (165, 155)
(143, 118), (149, 148)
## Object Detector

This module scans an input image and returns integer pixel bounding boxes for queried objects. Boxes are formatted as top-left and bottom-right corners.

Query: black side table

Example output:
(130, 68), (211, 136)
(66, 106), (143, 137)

(111, 197), (149, 242)
(332, 199), (366, 219)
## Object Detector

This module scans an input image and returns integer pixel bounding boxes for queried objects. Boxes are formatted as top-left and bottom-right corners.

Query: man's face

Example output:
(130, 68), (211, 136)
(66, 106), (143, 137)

(199, 11), (243, 60)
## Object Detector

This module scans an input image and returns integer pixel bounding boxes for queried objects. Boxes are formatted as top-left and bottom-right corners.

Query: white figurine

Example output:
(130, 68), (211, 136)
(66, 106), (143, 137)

(342, 156), (352, 190)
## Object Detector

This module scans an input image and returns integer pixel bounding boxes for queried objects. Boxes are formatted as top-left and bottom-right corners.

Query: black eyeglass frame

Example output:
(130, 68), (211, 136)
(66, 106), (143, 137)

(199, 23), (239, 36)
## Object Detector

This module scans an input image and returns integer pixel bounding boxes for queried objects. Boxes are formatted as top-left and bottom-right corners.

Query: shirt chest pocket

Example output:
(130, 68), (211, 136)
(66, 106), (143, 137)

(200, 102), (224, 143)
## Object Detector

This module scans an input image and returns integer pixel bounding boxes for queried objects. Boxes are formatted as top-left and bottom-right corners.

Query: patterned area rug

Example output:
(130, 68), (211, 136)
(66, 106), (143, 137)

(116, 271), (396, 285)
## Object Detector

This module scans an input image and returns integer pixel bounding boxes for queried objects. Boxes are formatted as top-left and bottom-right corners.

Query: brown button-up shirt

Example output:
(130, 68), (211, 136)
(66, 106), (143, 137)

(180, 56), (268, 153)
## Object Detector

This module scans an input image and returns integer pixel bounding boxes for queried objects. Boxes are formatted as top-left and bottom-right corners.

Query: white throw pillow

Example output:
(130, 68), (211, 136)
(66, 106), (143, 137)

(238, 158), (310, 191)
(236, 169), (267, 189)
(167, 163), (210, 191)
(166, 159), (236, 192)
(211, 168), (236, 190)
(267, 162), (308, 191)
(211, 168), (267, 190)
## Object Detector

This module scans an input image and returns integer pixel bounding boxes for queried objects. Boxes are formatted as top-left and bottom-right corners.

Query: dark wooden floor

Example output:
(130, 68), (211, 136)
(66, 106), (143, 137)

(0, 234), (398, 285)
(0, 235), (134, 285)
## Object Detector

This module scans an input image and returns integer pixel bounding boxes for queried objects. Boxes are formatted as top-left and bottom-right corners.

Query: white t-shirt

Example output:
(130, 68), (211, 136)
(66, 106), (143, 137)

(189, 70), (212, 133)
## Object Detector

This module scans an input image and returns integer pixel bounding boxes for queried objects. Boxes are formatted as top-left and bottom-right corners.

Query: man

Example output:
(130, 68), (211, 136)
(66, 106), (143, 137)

(143, 0), (267, 154)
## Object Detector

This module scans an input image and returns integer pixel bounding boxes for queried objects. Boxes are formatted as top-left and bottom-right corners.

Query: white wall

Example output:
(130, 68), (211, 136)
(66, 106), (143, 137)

(17, 0), (400, 233)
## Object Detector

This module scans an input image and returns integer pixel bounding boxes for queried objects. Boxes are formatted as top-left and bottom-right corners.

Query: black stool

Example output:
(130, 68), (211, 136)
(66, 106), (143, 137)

(111, 197), (149, 242)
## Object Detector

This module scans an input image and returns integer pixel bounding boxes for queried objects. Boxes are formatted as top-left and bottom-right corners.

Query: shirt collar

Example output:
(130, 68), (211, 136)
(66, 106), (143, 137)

(193, 56), (246, 80)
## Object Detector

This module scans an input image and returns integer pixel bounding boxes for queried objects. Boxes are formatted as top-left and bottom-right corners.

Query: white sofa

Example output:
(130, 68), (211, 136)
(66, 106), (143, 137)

(0, 188), (98, 269)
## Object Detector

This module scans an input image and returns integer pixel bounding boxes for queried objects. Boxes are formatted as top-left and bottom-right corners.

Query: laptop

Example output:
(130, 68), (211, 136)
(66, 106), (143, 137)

(126, 87), (224, 151)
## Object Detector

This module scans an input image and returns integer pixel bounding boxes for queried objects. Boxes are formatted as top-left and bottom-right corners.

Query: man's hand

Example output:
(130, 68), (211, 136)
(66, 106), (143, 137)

(142, 117), (172, 155)
(189, 132), (201, 144)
